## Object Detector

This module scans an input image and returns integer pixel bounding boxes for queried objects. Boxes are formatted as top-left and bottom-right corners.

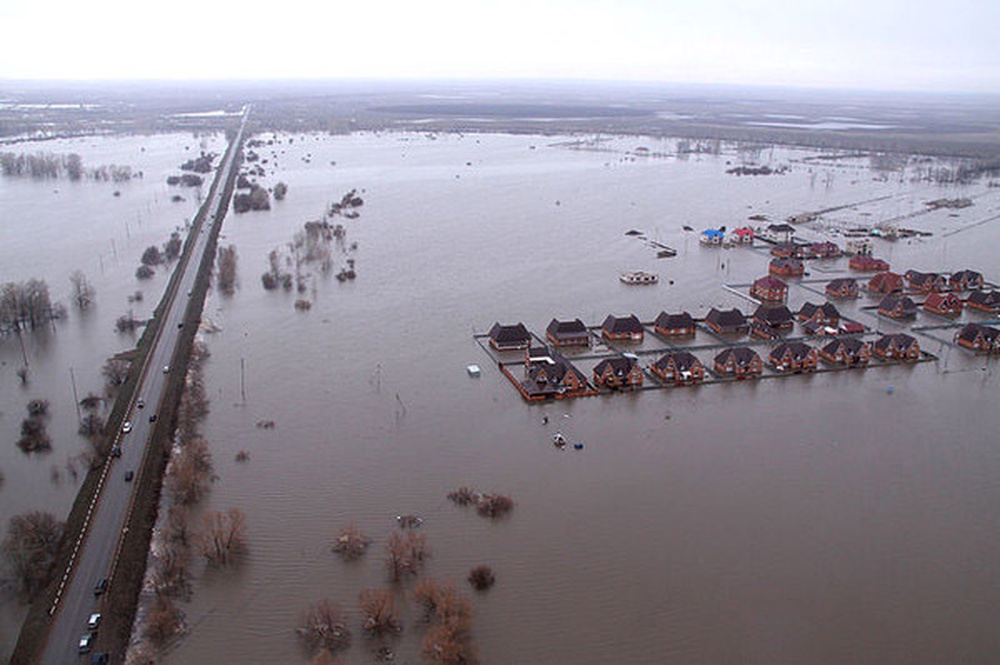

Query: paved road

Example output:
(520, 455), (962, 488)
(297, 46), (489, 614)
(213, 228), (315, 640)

(40, 107), (248, 665)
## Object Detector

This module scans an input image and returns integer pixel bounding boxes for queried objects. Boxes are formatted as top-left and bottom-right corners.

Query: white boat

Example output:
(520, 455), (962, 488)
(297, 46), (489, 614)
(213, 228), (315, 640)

(620, 271), (658, 285)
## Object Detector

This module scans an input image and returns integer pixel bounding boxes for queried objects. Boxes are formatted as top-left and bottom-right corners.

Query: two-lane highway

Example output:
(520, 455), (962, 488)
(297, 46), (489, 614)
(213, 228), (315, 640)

(39, 107), (249, 664)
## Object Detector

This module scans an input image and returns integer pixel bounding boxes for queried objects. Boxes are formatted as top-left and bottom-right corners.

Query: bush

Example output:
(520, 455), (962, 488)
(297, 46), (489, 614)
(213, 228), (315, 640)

(467, 565), (495, 591)
(136, 265), (155, 280)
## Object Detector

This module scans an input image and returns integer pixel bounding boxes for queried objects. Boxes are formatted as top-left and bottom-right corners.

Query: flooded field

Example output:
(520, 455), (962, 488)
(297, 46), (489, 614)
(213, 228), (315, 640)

(3, 129), (1000, 663)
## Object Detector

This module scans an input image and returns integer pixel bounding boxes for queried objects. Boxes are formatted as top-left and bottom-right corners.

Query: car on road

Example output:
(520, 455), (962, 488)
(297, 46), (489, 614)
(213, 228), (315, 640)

(93, 578), (107, 596)
(111, 445), (122, 458)
(122, 421), (132, 434)
(149, 414), (158, 423)
(125, 470), (135, 482)
(78, 633), (93, 654)
(90, 654), (110, 665)
(178, 322), (184, 328)
(163, 365), (170, 373)
(137, 398), (145, 409)
(87, 612), (101, 631)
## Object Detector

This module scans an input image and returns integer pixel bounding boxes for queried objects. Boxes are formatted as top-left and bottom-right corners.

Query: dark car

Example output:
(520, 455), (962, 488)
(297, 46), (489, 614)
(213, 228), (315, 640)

(149, 414), (158, 423)
(124, 470), (135, 482)
(94, 578), (107, 596)
(110, 445), (122, 458)
(90, 654), (110, 665)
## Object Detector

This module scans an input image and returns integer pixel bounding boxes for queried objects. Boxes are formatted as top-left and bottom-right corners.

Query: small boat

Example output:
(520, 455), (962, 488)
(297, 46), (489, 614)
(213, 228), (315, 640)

(620, 271), (658, 285)
(573, 443), (584, 450)
(552, 432), (567, 448)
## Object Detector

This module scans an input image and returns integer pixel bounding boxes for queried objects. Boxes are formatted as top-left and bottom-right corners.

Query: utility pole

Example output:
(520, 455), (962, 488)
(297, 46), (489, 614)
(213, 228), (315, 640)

(69, 367), (82, 422)
(240, 357), (247, 403)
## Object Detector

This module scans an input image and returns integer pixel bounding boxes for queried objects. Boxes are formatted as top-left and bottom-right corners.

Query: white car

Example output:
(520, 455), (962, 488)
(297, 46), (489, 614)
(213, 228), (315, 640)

(122, 421), (132, 434)
(78, 633), (93, 653)
(163, 365), (170, 373)
(88, 612), (101, 630)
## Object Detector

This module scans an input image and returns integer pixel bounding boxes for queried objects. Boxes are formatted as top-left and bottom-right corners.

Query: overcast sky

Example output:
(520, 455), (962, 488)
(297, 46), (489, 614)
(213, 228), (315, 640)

(1, 0), (996, 92)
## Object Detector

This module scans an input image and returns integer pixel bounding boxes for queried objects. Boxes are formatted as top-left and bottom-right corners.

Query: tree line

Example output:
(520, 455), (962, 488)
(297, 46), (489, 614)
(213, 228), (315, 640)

(0, 279), (61, 333)
(0, 151), (135, 181)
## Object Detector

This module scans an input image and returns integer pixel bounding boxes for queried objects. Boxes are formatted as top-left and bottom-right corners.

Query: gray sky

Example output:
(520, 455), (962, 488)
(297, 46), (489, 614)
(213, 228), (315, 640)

(1, 0), (997, 92)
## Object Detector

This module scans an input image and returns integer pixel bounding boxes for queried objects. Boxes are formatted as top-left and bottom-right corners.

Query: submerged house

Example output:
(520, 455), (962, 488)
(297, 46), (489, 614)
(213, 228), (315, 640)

(806, 241), (842, 258)
(849, 255), (890, 272)
(601, 314), (644, 342)
(546, 318), (590, 347)
(922, 292), (963, 317)
(955, 323), (1000, 354)
(519, 347), (592, 399)
(768, 341), (818, 373)
(769, 257), (805, 277)
(593, 356), (644, 389)
(948, 269), (984, 291)
(732, 227), (755, 244)
(488, 322), (531, 350)
(797, 302), (841, 328)
(654, 311), (696, 337)
(878, 294), (918, 320)
(873, 333), (921, 361)
(819, 337), (872, 366)
(967, 290), (1000, 313)
(751, 275), (788, 303)
(714, 346), (763, 378)
(651, 351), (705, 384)
(770, 242), (802, 259)
(700, 229), (725, 245)
(826, 277), (859, 299)
(868, 271), (905, 295)
(905, 270), (946, 293)
(764, 223), (796, 243)
(705, 307), (749, 335)
(751, 304), (794, 339)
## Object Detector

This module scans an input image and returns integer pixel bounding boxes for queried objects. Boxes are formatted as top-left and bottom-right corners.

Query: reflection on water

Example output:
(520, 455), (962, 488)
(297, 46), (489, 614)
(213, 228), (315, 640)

(4, 131), (1000, 663)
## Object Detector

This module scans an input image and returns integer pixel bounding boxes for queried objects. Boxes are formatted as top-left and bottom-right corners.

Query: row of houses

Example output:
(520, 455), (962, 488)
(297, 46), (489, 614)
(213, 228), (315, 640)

(956, 323), (1000, 354)
(878, 292), (997, 319)
(517, 332), (924, 397)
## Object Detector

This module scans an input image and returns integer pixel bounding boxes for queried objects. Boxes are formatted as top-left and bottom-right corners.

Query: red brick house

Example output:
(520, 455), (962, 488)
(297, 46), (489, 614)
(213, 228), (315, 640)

(752, 304), (794, 335)
(922, 292), (963, 317)
(546, 318), (590, 347)
(705, 307), (748, 335)
(768, 341), (818, 372)
(825, 278), (859, 299)
(873, 333), (921, 361)
(651, 351), (705, 384)
(955, 323), (1000, 354)
(751, 275), (788, 303)
(806, 241), (842, 258)
(520, 348), (592, 399)
(905, 270), (946, 293)
(850, 255), (890, 272)
(819, 337), (871, 366)
(967, 290), (1000, 313)
(770, 242), (802, 259)
(593, 356), (644, 389)
(769, 257), (805, 277)
(713, 346), (763, 378)
(488, 322), (531, 350)
(878, 294), (918, 319)
(601, 314), (644, 342)
(948, 269), (984, 291)
(868, 271), (905, 295)
(797, 302), (841, 328)
(654, 311), (696, 337)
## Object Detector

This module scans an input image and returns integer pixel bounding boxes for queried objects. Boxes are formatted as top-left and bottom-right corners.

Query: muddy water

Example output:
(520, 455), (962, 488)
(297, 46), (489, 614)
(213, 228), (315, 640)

(4, 131), (1000, 663)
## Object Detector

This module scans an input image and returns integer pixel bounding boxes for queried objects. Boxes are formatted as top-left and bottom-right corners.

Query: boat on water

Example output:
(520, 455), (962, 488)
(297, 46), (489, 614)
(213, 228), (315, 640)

(553, 432), (567, 448)
(620, 271), (658, 285)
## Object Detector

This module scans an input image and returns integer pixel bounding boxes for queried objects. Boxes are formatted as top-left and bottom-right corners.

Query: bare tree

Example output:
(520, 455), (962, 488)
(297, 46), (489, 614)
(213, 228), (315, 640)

(1, 511), (64, 601)
(332, 525), (372, 560)
(198, 508), (247, 566)
(385, 531), (428, 582)
(102, 358), (130, 392)
(216, 244), (238, 295)
(414, 579), (477, 664)
(297, 599), (352, 655)
(144, 593), (184, 646)
(358, 588), (401, 635)
(69, 270), (95, 309)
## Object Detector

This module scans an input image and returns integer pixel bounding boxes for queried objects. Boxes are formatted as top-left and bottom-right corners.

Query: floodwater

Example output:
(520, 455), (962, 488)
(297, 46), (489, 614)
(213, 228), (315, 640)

(3, 130), (1000, 663)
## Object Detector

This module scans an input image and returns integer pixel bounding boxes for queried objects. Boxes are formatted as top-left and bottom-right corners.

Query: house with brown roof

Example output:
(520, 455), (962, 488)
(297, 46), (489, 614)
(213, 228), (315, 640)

(868, 271), (905, 295)
(806, 241), (842, 258)
(704, 307), (748, 335)
(520, 348), (592, 399)
(768, 341), (818, 372)
(873, 333), (921, 361)
(769, 257), (805, 277)
(905, 270), (946, 293)
(819, 337), (871, 366)
(922, 292), (963, 317)
(948, 269), (984, 291)
(601, 314), (644, 342)
(546, 318), (590, 347)
(488, 322), (532, 350)
(967, 290), (1000, 313)
(752, 304), (794, 337)
(878, 294), (918, 320)
(850, 255), (890, 272)
(714, 346), (763, 378)
(797, 302), (841, 328)
(751, 275), (788, 303)
(955, 323), (1000, 354)
(770, 242), (802, 259)
(826, 277), (859, 299)
(654, 311), (696, 337)
(593, 356), (644, 389)
(651, 351), (705, 384)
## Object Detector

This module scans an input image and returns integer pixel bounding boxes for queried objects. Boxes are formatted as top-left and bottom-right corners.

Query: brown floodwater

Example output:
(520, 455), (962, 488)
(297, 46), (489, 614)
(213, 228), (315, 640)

(3, 130), (1000, 663)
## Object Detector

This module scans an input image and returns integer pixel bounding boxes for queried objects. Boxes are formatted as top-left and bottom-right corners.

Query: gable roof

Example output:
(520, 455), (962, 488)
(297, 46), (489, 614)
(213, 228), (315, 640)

(753, 304), (794, 326)
(753, 275), (788, 290)
(822, 337), (867, 355)
(879, 294), (917, 312)
(957, 323), (1000, 344)
(653, 351), (702, 372)
(489, 322), (530, 344)
(547, 318), (588, 337)
(594, 356), (639, 377)
(715, 346), (760, 365)
(826, 277), (857, 291)
(706, 307), (747, 328)
(602, 314), (643, 334)
(770, 341), (815, 362)
(798, 301), (840, 320)
(654, 311), (695, 330)
(874, 332), (918, 351)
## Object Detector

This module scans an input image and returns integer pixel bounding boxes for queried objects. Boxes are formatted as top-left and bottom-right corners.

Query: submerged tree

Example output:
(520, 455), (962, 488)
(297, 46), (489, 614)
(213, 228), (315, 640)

(69, 270), (95, 309)
(1, 511), (65, 601)
(298, 598), (352, 655)
(217, 244), (238, 295)
(358, 588), (401, 635)
(198, 508), (247, 566)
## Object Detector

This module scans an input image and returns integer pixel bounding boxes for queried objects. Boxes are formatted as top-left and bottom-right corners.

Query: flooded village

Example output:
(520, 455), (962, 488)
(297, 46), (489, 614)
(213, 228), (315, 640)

(2, 85), (1000, 664)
